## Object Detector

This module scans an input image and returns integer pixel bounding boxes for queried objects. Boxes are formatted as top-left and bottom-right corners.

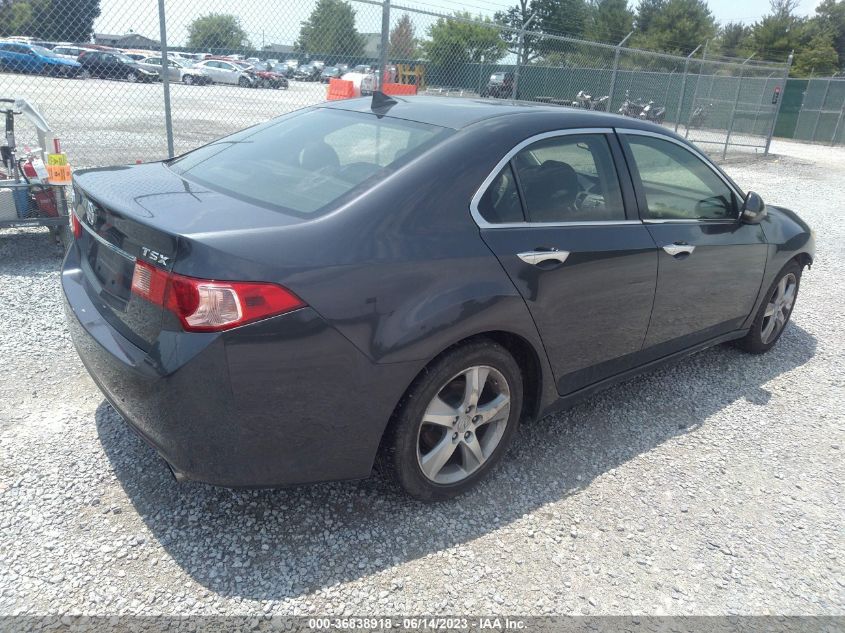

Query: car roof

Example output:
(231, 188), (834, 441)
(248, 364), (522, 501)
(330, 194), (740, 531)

(322, 96), (673, 134)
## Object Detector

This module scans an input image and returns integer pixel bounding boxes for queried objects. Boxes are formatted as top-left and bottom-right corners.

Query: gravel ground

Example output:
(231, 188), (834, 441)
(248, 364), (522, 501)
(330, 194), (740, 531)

(0, 138), (843, 618)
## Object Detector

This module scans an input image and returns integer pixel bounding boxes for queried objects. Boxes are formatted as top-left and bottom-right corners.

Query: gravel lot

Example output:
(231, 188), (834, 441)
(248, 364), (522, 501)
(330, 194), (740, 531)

(0, 138), (843, 619)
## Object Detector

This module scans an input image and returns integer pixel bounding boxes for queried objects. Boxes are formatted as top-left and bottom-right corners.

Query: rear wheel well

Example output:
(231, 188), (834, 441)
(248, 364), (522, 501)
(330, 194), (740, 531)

(392, 331), (543, 427)
(375, 331), (545, 473)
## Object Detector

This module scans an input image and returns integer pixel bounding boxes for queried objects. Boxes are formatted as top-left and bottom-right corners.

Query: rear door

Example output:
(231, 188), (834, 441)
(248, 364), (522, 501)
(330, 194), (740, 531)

(618, 129), (767, 352)
(475, 129), (658, 395)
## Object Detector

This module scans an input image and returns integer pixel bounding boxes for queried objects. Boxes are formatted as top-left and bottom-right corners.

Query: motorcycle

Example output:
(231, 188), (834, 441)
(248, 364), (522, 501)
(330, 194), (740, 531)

(639, 100), (666, 124)
(618, 91), (646, 118)
(689, 103), (712, 129)
(572, 90), (610, 111)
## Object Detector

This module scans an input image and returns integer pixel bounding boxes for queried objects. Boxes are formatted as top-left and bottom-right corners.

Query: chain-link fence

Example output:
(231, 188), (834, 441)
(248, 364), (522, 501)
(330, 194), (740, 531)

(0, 0), (792, 169)
(792, 78), (845, 145)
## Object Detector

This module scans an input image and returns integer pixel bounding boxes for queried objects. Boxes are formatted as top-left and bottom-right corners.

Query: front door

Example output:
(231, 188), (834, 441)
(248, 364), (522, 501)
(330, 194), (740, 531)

(618, 130), (767, 353)
(476, 130), (658, 395)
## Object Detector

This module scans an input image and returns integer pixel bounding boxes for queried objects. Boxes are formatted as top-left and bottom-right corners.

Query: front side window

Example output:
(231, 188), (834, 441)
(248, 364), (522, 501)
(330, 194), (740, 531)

(512, 134), (625, 223)
(626, 135), (738, 220)
(169, 108), (452, 217)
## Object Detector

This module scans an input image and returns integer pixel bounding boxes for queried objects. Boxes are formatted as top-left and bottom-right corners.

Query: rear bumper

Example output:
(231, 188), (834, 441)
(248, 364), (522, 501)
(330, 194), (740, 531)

(62, 246), (421, 487)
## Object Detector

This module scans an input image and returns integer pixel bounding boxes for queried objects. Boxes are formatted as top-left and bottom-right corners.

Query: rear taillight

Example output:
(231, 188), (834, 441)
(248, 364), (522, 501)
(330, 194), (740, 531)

(130, 260), (304, 332)
(70, 212), (82, 239)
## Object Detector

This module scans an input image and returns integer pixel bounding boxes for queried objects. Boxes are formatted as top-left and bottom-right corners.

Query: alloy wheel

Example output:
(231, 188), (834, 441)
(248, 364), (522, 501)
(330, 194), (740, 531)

(416, 365), (511, 485)
(127, 72), (138, 83)
(183, 74), (193, 85)
(761, 272), (797, 344)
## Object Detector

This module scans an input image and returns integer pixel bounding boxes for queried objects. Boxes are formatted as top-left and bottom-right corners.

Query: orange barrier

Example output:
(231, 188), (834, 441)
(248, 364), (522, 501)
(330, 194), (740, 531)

(382, 83), (418, 96)
(327, 78), (355, 100)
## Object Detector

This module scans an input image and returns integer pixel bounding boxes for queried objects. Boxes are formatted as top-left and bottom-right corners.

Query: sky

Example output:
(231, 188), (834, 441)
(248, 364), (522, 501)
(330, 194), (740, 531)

(94, 0), (827, 49)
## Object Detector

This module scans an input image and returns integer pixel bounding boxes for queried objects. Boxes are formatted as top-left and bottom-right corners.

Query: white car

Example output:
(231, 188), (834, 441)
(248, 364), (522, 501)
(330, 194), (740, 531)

(51, 45), (95, 60)
(192, 59), (255, 87)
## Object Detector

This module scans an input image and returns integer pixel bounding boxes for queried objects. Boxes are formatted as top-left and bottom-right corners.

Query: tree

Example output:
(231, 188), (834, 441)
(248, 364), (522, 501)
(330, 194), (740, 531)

(715, 22), (751, 59)
(815, 0), (845, 69)
(296, 0), (364, 58)
(633, 0), (716, 55)
(390, 14), (417, 59)
(187, 14), (250, 51)
(748, 0), (803, 61)
(586, 0), (634, 44)
(792, 30), (840, 75)
(494, 0), (543, 64)
(0, 0), (100, 41)
(495, 0), (590, 63)
(423, 11), (506, 84)
(633, 0), (664, 34)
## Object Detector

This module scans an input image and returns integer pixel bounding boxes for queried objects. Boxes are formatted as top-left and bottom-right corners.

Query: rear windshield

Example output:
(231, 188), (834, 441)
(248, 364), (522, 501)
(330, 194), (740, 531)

(168, 108), (451, 216)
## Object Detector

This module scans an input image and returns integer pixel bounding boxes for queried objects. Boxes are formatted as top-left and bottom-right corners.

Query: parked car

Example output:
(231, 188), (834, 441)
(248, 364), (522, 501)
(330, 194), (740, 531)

(193, 59), (256, 87)
(293, 63), (321, 81)
(77, 51), (158, 82)
(137, 56), (183, 82)
(51, 44), (96, 61)
(175, 59), (212, 85)
(320, 66), (342, 83)
(0, 42), (81, 77)
(63, 98), (814, 500)
(121, 51), (148, 61)
(232, 61), (288, 89)
(480, 71), (514, 98)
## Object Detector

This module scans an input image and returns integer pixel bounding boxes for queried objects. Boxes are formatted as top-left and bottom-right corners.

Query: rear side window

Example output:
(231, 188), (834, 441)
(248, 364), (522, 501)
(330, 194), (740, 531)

(169, 108), (452, 216)
(477, 164), (523, 223)
(513, 134), (625, 223)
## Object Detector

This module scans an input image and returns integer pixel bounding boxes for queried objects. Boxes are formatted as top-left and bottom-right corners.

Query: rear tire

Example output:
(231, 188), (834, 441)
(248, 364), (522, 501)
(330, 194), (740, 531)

(735, 261), (803, 354)
(126, 71), (138, 82)
(381, 340), (523, 501)
(183, 74), (194, 85)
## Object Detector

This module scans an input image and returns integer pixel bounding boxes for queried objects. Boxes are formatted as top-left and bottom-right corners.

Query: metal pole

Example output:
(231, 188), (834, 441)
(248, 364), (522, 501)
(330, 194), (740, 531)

(831, 98), (845, 146)
(811, 78), (832, 143)
(764, 51), (793, 155)
(722, 54), (753, 160)
(607, 31), (633, 113)
(511, 13), (536, 101)
(674, 44), (701, 133)
(157, 0), (174, 158)
(684, 39), (709, 137)
(378, 0), (390, 90)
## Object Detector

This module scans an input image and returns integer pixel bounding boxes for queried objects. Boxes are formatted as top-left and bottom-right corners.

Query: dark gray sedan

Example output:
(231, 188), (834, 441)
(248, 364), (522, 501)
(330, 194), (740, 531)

(62, 97), (814, 500)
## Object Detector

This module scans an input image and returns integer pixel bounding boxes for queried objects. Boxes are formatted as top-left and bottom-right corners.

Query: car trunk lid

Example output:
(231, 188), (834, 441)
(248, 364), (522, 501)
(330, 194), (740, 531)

(72, 162), (304, 351)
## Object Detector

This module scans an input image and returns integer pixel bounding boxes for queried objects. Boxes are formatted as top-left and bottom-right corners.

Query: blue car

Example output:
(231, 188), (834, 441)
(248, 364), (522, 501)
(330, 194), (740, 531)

(0, 42), (81, 77)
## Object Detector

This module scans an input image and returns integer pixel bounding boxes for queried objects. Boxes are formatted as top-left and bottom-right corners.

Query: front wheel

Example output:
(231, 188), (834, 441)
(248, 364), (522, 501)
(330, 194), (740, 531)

(381, 340), (523, 501)
(126, 71), (138, 83)
(735, 261), (802, 354)
(238, 76), (251, 88)
(183, 74), (194, 85)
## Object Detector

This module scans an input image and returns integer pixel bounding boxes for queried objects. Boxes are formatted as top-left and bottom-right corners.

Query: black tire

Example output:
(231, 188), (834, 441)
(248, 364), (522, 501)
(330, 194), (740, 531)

(735, 260), (803, 354)
(183, 74), (194, 85)
(381, 339), (523, 501)
(126, 71), (138, 83)
(238, 76), (251, 88)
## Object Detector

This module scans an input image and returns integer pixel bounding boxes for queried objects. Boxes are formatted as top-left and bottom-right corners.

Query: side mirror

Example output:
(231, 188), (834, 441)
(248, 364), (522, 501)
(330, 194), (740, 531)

(741, 191), (767, 224)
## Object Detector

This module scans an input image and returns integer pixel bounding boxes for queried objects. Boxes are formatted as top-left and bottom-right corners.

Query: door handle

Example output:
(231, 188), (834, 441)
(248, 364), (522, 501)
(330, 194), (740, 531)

(517, 249), (570, 266)
(662, 243), (696, 257)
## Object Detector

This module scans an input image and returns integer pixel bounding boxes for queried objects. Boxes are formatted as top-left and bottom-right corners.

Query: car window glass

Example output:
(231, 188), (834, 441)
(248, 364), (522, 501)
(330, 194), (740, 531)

(169, 108), (452, 217)
(477, 164), (524, 223)
(511, 134), (625, 223)
(627, 136), (737, 220)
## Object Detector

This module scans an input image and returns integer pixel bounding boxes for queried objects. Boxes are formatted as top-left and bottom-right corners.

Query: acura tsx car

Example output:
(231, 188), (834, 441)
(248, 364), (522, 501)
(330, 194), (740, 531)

(62, 96), (814, 500)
